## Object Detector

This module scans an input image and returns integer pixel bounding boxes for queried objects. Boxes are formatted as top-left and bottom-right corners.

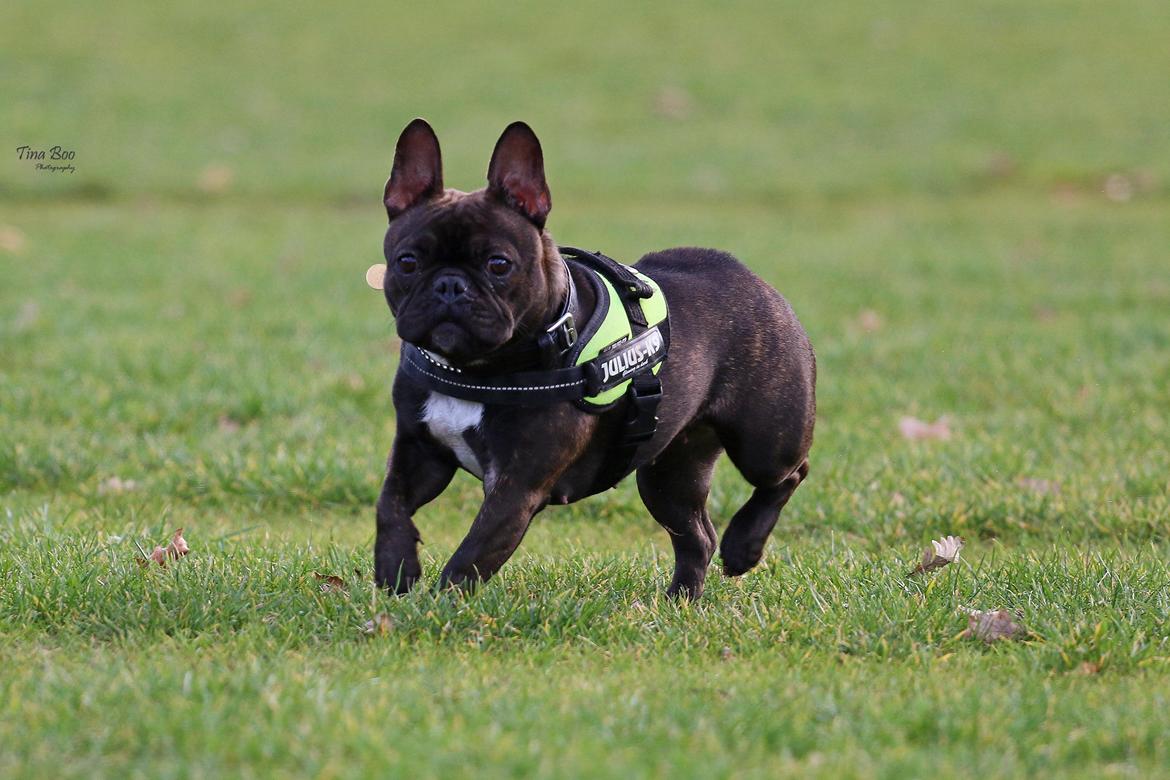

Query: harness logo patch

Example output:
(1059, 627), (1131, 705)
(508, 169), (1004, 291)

(599, 327), (665, 385)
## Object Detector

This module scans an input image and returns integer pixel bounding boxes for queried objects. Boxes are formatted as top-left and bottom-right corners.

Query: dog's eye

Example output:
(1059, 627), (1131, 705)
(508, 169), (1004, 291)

(486, 256), (512, 276)
(396, 254), (418, 274)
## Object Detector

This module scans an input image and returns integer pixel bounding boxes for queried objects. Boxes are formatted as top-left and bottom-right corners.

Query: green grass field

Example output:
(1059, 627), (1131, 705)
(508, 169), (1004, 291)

(3, 1), (1169, 776)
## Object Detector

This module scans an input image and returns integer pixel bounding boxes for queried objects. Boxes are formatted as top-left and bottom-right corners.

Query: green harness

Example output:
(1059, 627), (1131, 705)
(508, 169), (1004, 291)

(572, 265), (668, 408)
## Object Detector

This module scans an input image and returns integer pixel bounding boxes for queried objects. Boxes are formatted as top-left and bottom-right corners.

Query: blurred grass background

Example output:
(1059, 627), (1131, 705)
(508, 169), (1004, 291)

(2, 1), (1170, 776)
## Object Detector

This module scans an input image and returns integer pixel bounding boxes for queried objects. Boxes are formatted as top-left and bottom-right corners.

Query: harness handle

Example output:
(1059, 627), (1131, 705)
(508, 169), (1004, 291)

(558, 246), (654, 299)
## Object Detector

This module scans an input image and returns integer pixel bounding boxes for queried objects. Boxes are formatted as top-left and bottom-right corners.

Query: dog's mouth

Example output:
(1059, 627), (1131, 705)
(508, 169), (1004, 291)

(412, 319), (510, 366)
(392, 294), (517, 367)
(429, 322), (466, 356)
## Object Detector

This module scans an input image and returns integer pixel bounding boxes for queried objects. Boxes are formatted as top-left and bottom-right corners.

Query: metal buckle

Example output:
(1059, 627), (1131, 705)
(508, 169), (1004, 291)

(545, 312), (577, 351)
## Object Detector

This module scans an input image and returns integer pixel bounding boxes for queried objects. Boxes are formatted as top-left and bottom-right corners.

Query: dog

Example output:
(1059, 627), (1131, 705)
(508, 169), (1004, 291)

(374, 118), (815, 599)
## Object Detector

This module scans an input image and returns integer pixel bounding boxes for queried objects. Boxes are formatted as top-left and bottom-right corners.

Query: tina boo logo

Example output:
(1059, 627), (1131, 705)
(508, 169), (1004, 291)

(16, 144), (77, 174)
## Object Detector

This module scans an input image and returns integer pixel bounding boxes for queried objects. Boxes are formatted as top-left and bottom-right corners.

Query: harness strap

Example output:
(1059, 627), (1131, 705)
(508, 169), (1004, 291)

(400, 345), (588, 405)
(558, 246), (654, 299)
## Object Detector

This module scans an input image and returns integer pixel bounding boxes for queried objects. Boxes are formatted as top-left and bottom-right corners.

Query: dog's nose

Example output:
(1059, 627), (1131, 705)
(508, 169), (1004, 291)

(432, 273), (469, 304)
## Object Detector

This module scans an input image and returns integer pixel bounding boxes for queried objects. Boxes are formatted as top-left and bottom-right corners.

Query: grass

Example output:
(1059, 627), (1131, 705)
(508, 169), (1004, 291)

(2, 0), (1169, 777)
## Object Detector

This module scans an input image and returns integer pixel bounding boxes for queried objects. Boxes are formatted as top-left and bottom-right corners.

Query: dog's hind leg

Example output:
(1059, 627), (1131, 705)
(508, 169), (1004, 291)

(636, 425), (723, 599)
(718, 458), (808, 576)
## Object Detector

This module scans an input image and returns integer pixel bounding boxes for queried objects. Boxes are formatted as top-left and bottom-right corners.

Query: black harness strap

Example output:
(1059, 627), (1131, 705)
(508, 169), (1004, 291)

(400, 346), (588, 405)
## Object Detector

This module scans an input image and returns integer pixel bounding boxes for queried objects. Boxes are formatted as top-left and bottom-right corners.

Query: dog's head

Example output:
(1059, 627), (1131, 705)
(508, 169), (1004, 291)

(381, 118), (564, 366)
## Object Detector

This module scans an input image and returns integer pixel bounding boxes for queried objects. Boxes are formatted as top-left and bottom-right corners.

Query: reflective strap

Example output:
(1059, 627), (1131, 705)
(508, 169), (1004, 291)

(399, 345), (587, 405)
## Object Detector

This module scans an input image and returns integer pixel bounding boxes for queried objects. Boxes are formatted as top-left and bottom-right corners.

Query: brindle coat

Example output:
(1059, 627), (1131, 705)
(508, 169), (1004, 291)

(375, 119), (815, 599)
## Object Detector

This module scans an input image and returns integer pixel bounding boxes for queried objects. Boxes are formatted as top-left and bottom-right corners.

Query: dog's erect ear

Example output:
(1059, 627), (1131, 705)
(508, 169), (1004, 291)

(487, 122), (551, 229)
(384, 118), (443, 221)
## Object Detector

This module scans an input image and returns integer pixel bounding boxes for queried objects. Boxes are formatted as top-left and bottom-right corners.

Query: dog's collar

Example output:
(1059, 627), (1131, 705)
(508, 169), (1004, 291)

(536, 254), (580, 366)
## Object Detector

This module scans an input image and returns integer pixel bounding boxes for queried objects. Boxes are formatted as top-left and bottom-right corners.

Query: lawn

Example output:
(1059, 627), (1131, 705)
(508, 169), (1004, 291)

(2, 1), (1169, 777)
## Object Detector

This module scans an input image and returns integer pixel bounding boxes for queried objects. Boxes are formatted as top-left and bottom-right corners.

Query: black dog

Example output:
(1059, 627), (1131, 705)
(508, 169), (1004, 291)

(374, 118), (815, 599)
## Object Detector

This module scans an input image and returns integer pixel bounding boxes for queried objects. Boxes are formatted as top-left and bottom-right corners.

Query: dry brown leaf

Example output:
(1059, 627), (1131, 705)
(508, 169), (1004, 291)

(197, 164), (234, 194)
(960, 608), (1026, 643)
(0, 225), (27, 254)
(217, 414), (242, 433)
(167, 528), (189, 558)
(140, 528), (189, 568)
(363, 613), (393, 636)
(909, 535), (963, 576)
(983, 152), (1018, 180)
(14, 301), (40, 331)
(855, 309), (883, 333)
(1018, 477), (1061, 496)
(653, 86), (694, 120)
(99, 476), (138, 494)
(1031, 305), (1058, 323)
(899, 415), (952, 441)
(313, 572), (346, 593)
(1103, 173), (1133, 202)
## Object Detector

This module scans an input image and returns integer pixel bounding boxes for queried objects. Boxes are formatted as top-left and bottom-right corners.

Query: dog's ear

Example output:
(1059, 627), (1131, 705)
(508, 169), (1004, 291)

(384, 118), (443, 221)
(487, 121), (551, 229)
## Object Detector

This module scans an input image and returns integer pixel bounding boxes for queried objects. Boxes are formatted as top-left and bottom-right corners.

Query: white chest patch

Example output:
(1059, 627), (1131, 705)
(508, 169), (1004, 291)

(421, 392), (485, 478)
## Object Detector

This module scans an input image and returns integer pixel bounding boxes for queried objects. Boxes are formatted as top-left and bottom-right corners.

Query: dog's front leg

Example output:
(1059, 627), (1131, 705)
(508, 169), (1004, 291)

(374, 434), (456, 593)
(438, 475), (547, 591)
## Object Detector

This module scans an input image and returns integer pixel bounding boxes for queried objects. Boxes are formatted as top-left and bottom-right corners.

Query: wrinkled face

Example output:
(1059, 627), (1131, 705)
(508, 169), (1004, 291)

(383, 191), (556, 363)
(380, 119), (558, 366)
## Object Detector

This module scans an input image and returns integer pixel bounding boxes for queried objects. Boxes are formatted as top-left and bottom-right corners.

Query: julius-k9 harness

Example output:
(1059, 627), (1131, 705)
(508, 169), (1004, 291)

(399, 246), (669, 484)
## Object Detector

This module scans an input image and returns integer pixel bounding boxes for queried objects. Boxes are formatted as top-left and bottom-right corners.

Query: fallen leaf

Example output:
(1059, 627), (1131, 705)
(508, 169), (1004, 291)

(363, 613), (393, 636)
(983, 152), (1018, 180)
(1032, 305), (1058, 323)
(217, 414), (242, 433)
(909, 535), (963, 576)
(14, 301), (40, 331)
(1018, 477), (1061, 496)
(167, 528), (189, 558)
(960, 607), (1026, 643)
(313, 572), (346, 593)
(855, 309), (883, 333)
(1050, 181), (1088, 206)
(899, 415), (952, 441)
(197, 164), (235, 194)
(653, 85), (694, 120)
(0, 225), (27, 254)
(99, 476), (138, 494)
(140, 528), (189, 568)
(1103, 173), (1133, 202)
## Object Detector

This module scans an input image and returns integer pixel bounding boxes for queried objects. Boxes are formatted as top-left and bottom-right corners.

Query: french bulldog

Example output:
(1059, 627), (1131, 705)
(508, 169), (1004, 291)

(374, 118), (815, 599)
